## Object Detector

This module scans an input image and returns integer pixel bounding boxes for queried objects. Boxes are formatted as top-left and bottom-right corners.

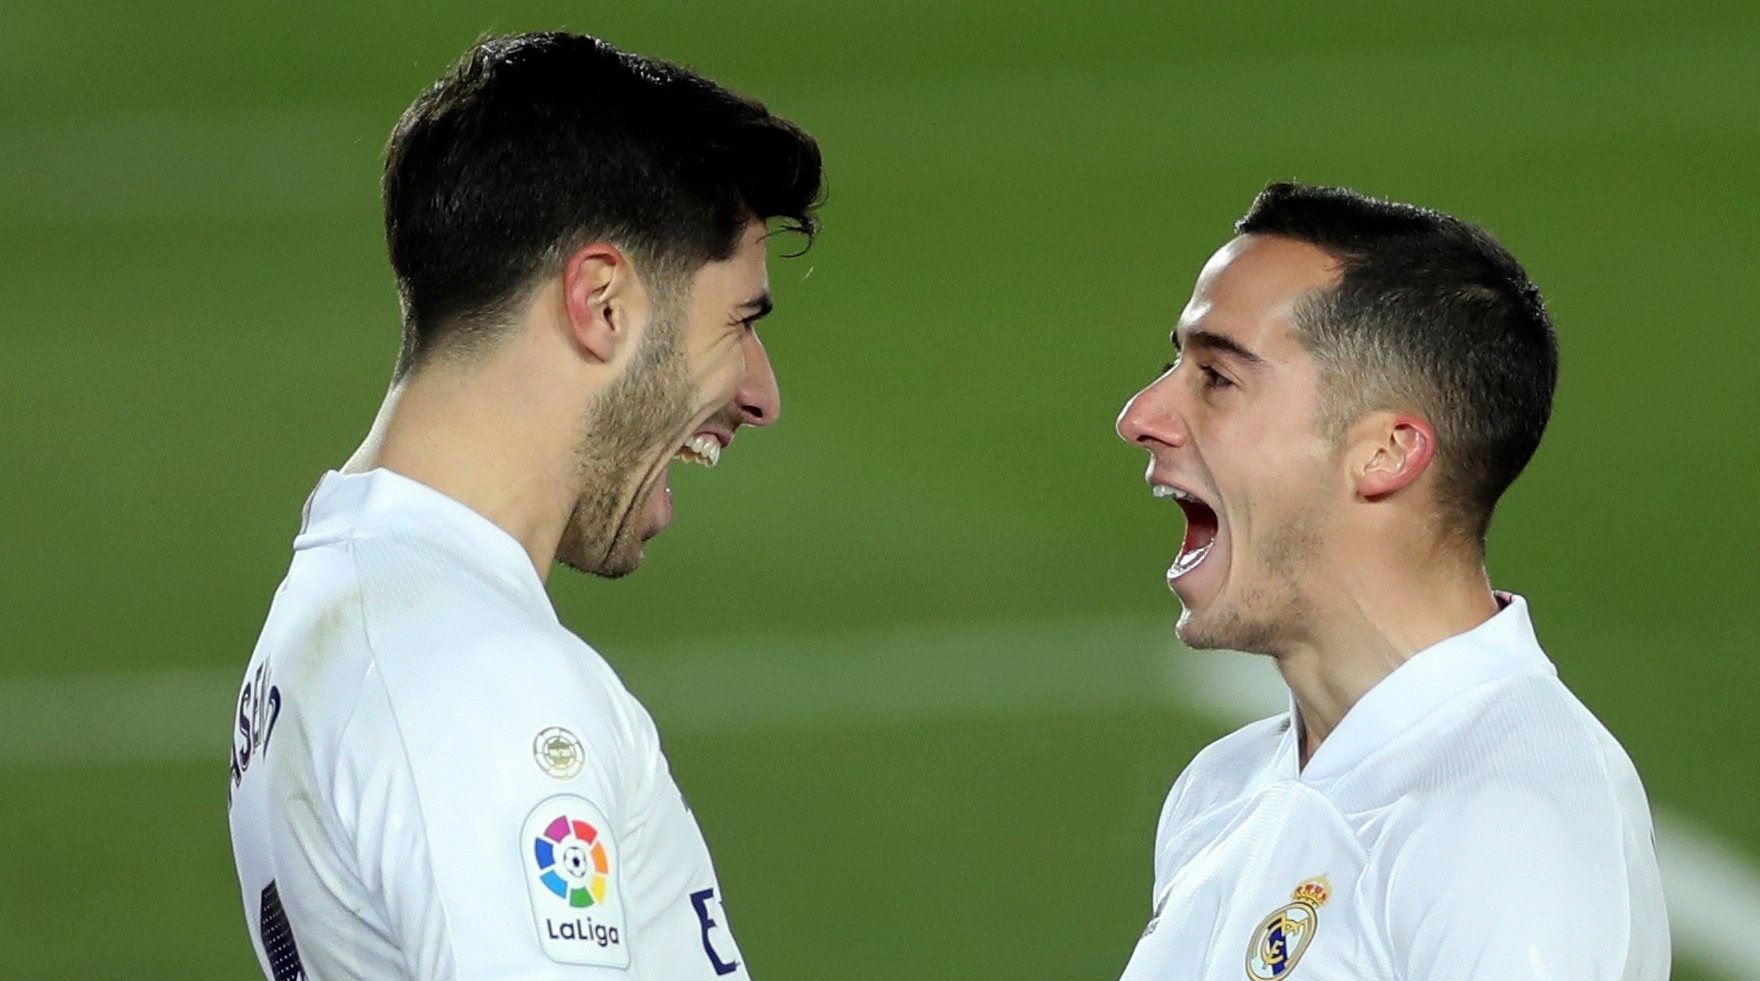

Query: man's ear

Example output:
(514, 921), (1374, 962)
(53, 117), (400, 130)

(1352, 412), (1437, 500)
(561, 242), (637, 364)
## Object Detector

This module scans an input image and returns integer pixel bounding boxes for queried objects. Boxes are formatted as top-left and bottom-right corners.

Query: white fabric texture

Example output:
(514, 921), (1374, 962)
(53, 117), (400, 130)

(228, 469), (749, 981)
(1118, 596), (1669, 980)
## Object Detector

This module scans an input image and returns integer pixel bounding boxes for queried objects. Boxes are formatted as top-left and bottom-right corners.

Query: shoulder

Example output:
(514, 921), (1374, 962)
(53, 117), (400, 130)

(329, 530), (645, 736)
(1384, 778), (1595, 867)
(1374, 673), (1653, 868)
(1368, 677), (1662, 977)
(1374, 777), (1643, 977)
(1375, 672), (1650, 824)
(365, 618), (647, 761)
(1157, 714), (1290, 841)
(342, 526), (551, 635)
(1188, 712), (1291, 773)
(371, 616), (634, 718)
(328, 620), (661, 861)
(327, 539), (657, 816)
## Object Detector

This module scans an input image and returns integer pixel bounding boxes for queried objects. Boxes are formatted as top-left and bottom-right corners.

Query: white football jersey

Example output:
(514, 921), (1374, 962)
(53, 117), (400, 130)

(1118, 596), (1669, 981)
(228, 469), (750, 981)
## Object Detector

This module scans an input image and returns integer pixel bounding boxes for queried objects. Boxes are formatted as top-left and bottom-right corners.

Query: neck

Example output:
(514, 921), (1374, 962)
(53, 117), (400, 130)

(1277, 549), (1498, 768)
(342, 358), (582, 582)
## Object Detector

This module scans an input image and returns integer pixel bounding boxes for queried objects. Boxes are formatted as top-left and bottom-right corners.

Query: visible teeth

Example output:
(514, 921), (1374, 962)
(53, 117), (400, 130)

(1169, 541), (1212, 579)
(677, 434), (721, 468)
(1151, 484), (1192, 501)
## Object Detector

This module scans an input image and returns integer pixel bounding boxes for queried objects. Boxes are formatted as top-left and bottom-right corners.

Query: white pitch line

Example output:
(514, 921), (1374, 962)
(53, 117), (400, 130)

(1653, 813), (1760, 981)
(0, 666), (242, 766)
(2, 616), (1754, 978)
(0, 616), (1179, 765)
(620, 615), (1180, 735)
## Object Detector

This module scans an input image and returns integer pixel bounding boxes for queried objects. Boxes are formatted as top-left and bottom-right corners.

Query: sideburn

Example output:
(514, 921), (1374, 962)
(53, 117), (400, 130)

(561, 311), (697, 575)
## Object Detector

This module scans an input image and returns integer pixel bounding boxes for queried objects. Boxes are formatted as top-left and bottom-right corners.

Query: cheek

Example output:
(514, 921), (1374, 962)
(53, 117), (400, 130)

(1217, 419), (1333, 519)
(706, 350), (747, 398)
(687, 339), (742, 386)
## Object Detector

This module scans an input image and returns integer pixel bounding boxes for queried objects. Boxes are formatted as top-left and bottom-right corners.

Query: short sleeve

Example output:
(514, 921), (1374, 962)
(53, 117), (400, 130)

(1380, 785), (1635, 981)
(335, 629), (650, 981)
(1150, 766), (1197, 901)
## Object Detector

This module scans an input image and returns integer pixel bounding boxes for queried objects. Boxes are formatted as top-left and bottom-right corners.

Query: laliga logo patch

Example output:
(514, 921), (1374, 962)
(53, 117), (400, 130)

(523, 795), (628, 968)
(1245, 876), (1329, 980)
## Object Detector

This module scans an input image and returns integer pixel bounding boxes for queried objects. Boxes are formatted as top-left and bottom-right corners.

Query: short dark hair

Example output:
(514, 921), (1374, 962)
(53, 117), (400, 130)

(382, 31), (825, 376)
(1235, 181), (1557, 543)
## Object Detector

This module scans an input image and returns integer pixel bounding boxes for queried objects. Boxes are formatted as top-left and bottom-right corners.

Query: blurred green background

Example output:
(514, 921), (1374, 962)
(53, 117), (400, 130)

(3, 1), (1756, 977)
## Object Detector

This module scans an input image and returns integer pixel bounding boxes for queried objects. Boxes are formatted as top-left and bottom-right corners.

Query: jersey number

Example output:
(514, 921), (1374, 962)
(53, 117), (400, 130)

(258, 881), (307, 981)
(690, 888), (740, 976)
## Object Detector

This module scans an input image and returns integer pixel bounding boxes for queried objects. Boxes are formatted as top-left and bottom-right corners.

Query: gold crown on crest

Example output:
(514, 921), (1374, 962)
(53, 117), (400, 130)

(1291, 877), (1331, 908)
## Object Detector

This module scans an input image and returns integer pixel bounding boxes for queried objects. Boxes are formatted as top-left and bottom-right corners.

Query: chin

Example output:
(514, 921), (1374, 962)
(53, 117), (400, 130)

(1173, 604), (1225, 651)
(554, 508), (649, 579)
(557, 542), (644, 579)
(1168, 580), (1219, 648)
(1173, 590), (1271, 655)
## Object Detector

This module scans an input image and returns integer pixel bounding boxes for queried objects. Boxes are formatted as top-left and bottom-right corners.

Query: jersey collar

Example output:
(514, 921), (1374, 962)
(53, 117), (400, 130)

(297, 468), (554, 618)
(1278, 593), (1556, 785)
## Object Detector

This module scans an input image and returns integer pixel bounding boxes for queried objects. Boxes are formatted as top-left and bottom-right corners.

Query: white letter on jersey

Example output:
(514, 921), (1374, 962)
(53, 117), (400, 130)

(522, 795), (630, 968)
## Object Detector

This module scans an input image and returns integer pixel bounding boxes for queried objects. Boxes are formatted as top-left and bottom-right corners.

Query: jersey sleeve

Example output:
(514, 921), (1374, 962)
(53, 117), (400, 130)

(1379, 784), (1637, 980)
(1149, 765), (1197, 901)
(334, 627), (656, 981)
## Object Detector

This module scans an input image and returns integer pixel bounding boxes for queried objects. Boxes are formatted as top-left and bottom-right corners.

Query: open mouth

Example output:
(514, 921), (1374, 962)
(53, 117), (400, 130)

(1153, 484), (1218, 579)
(674, 433), (722, 468)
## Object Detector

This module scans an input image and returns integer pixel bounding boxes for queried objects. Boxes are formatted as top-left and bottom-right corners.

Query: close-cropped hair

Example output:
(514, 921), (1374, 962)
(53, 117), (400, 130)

(1236, 181), (1558, 544)
(382, 31), (825, 377)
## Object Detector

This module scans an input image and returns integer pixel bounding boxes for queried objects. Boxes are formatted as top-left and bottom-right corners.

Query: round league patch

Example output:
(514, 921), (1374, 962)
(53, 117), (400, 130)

(533, 727), (585, 780)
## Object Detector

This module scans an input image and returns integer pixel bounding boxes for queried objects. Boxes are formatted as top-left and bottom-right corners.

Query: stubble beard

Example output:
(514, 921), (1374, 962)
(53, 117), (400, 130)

(554, 311), (696, 579)
(1175, 504), (1324, 657)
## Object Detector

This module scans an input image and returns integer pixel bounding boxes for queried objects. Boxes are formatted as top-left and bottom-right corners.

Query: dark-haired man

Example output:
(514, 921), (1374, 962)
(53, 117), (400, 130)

(226, 32), (822, 980)
(1114, 183), (1667, 979)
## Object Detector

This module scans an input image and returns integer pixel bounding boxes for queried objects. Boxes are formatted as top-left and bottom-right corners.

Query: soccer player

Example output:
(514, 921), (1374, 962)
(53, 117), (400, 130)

(1112, 182), (1668, 979)
(226, 32), (822, 980)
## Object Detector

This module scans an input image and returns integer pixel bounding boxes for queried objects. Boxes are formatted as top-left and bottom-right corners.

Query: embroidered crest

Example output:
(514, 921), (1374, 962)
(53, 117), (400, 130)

(1245, 876), (1330, 980)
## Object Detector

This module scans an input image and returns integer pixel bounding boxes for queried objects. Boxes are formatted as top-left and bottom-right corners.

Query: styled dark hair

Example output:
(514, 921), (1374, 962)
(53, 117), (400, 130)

(382, 31), (825, 376)
(1236, 181), (1557, 543)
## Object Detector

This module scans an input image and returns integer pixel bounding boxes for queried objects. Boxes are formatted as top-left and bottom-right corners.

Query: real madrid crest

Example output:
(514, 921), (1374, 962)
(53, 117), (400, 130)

(533, 726), (585, 780)
(1245, 876), (1329, 980)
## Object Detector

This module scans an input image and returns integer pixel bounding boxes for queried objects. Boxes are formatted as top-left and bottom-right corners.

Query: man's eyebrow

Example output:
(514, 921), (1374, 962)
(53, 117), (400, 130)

(738, 292), (774, 320)
(1172, 327), (1267, 367)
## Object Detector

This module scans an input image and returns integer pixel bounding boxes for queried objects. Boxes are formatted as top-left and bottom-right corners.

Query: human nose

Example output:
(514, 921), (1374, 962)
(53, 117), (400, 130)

(736, 331), (781, 427)
(1115, 377), (1188, 449)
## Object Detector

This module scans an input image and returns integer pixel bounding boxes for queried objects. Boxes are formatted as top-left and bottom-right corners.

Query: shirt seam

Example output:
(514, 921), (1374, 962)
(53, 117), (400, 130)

(1157, 781), (1373, 914)
(1571, 701), (1637, 980)
(307, 536), (397, 948)
(345, 532), (466, 981)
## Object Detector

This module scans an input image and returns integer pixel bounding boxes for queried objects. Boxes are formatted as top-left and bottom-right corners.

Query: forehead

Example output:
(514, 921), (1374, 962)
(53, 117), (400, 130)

(689, 220), (771, 300)
(1177, 234), (1339, 354)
